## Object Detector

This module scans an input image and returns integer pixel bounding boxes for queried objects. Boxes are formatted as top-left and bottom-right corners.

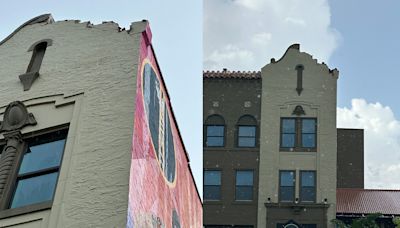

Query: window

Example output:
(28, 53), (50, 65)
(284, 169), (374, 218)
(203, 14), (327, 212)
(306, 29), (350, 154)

(205, 115), (225, 147)
(10, 132), (66, 209)
(237, 115), (257, 147)
(27, 42), (48, 74)
(280, 118), (316, 151)
(279, 171), (295, 202)
(19, 40), (52, 91)
(204, 170), (221, 200)
(300, 171), (316, 202)
(206, 126), (224, 147)
(238, 126), (256, 147)
(0, 127), (68, 217)
(235, 170), (253, 201)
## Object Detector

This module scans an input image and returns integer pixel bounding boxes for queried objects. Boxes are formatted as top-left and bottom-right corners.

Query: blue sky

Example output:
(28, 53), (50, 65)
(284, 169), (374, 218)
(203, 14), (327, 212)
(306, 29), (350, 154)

(0, 0), (203, 193)
(330, 0), (400, 118)
(204, 0), (400, 189)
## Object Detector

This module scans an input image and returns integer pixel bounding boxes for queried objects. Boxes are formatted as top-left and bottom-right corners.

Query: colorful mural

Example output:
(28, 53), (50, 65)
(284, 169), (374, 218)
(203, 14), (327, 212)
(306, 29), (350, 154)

(127, 25), (202, 228)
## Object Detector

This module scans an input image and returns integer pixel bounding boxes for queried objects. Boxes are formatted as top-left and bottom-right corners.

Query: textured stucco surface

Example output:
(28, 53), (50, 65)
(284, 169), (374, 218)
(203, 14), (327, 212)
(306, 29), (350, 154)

(257, 46), (338, 227)
(0, 18), (143, 227)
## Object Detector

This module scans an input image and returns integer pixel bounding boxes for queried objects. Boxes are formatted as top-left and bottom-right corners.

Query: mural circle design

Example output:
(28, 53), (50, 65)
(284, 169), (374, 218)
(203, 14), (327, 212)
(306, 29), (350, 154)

(142, 62), (176, 184)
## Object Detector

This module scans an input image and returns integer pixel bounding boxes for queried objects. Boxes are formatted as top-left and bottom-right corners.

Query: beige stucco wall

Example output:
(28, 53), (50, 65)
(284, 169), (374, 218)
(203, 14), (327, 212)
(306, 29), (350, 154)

(257, 45), (338, 227)
(0, 17), (144, 227)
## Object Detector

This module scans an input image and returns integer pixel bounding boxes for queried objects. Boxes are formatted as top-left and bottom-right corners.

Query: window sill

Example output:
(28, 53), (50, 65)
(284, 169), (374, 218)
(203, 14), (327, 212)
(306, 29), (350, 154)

(232, 200), (254, 205)
(204, 147), (259, 152)
(203, 200), (222, 205)
(204, 146), (225, 148)
(265, 202), (329, 208)
(0, 201), (52, 219)
(280, 148), (317, 152)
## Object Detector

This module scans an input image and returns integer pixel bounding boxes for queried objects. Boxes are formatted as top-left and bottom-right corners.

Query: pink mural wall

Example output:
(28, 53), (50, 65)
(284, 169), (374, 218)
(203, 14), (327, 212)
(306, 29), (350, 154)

(127, 24), (202, 228)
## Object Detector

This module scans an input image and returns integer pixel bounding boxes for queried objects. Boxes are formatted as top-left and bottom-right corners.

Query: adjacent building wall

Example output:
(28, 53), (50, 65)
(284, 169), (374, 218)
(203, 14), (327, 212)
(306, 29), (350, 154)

(258, 44), (338, 227)
(127, 22), (202, 228)
(203, 77), (261, 227)
(337, 129), (364, 189)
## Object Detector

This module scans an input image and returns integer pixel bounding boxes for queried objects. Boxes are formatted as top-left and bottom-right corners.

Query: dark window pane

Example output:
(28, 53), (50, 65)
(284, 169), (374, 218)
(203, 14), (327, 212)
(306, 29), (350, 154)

(282, 134), (295, 147)
(302, 119), (316, 133)
(238, 137), (256, 147)
(302, 134), (315, 148)
(207, 126), (224, 136)
(280, 171), (295, 186)
(280, 171), (295, 202)
(204, 171), (221, 200)
(10, 172), (58, 208)
(206, 136), (224, 147)
(238, 126), (256, 147)
(206, 126), (224, 147)
(301, 187), (316, 202)
(204, 171), (221, 185)
(19, 139), (66, 175)
(280, 186), (294, 202)
(282, 119), (295, 133)
(301, 171), (315, 187)
(238, 126), (256, 137)
(235, 186), (253, 200)
(204, 186), (221, 200)
(301, 171), (316, 202)
(236, 171), (253, 186)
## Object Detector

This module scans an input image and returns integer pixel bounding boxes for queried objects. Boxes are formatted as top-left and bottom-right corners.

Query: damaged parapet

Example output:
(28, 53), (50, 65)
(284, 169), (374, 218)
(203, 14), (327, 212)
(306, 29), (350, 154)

(0, 14), (150, 48)
(0, 14), (152, 92)
(269, 44), (339, 78)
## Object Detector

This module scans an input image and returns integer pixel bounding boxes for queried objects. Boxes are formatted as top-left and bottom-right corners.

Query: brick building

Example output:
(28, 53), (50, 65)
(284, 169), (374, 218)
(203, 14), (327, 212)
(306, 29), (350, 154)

(203, 44), (399, 228)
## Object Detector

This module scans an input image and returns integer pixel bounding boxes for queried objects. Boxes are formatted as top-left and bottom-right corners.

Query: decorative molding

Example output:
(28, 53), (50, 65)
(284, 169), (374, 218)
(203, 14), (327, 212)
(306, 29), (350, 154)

(27, 39), (53, 52)
(0, 101), (37, 133)
(292, 105), (306, 116)
(0, 101), (35, 205)
(19, 72), (39, 91)
(0, 131), (23, 203)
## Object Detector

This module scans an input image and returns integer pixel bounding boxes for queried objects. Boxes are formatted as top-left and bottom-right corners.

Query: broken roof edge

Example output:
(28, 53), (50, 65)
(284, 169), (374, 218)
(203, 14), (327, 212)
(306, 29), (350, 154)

(0, 14), (152, 47)
(0, 14), (54, 47)
(270, 43), (300, 64)
(268, 43), (339, 78)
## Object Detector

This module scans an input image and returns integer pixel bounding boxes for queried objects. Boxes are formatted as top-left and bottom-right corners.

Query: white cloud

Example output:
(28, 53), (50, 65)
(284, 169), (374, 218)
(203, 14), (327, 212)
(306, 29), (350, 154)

(204, 44), (255, 70)
(251, 32), (272, 47)
(204, 0), (341, 70)
(284, 17), (306, 26)
(338, 99), (400, 189)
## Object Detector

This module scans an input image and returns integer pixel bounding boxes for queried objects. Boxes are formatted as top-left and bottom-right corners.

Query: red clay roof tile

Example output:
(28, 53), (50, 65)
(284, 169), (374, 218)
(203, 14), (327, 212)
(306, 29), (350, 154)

(203, 69), (261, 79)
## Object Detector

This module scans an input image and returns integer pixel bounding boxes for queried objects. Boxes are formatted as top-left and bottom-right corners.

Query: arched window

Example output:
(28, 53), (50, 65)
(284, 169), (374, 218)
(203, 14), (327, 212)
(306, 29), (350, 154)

(204, 115), (225, 147)
(236, 115), (257, 148)
(27, 41), (48, 74)
(19, 39), (52, 91)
